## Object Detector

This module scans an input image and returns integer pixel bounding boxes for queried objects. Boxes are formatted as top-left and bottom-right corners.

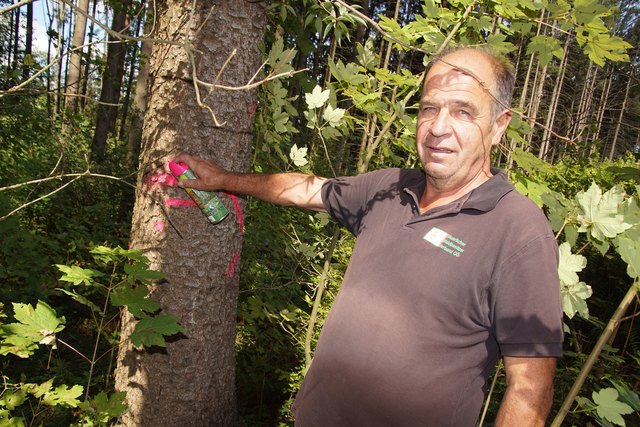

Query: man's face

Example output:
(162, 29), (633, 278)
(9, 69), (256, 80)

(416, 52), (510, 191)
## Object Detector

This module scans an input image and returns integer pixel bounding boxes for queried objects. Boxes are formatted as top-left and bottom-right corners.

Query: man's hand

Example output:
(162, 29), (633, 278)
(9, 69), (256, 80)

(172, 152), (228, 191)
(495, 356), (557, 426)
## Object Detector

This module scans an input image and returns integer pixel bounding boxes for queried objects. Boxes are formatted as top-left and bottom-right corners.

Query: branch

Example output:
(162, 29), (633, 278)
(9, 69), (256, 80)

(0, 0), (33, 15)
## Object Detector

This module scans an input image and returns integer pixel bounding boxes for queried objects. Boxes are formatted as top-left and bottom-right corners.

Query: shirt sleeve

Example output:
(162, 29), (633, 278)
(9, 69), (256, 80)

(491, 233), (564, 357)
(321, 171), (391, 236)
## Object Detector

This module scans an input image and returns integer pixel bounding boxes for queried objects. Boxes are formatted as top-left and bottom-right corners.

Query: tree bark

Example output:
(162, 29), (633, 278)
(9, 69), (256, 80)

(91, 0), (131, 159)
(65, 0), (90, 111)
(114, 1), (267, 425)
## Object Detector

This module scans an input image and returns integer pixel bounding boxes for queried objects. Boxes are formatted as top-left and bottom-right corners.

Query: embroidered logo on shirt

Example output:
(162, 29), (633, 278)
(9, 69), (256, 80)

(423, 227), (466, 257)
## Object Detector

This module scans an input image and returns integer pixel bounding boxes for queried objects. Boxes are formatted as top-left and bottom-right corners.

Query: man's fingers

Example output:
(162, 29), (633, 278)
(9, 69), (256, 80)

(172, 152), (194, 166)
(177, 178), (198, 189)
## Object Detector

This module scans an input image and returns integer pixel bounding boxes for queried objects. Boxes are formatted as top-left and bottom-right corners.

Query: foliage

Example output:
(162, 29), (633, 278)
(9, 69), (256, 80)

(0, 246), (181, 425)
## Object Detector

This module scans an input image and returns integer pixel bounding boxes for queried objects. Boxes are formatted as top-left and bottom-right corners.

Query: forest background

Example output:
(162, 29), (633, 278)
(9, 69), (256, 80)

(0, 0), (639, 425)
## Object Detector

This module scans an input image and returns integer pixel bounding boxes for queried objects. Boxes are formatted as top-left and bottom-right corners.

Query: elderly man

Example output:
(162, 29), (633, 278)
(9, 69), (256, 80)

(174, 47), (563, 426)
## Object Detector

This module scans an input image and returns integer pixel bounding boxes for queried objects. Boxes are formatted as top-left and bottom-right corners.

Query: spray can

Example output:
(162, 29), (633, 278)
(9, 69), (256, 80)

(169, 161), (228, 224)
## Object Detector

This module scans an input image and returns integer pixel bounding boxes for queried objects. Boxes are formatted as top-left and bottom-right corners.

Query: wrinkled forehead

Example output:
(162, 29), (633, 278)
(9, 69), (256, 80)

(423, 54), (495, 96)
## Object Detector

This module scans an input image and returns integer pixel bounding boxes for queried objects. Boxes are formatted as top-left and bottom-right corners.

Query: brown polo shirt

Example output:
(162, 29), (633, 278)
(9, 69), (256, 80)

(292, 168), (563, 426)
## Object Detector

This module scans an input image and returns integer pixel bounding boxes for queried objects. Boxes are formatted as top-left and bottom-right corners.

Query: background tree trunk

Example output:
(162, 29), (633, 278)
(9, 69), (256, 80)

(22, 0), (32, 78)
(114, 1), (267, 425)
(65, 0), (90, 111)
(91, 0), (132, 159)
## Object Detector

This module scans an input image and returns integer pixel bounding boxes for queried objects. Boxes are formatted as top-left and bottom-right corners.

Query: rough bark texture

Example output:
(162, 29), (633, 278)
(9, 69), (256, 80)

(114, 1), (266, 425)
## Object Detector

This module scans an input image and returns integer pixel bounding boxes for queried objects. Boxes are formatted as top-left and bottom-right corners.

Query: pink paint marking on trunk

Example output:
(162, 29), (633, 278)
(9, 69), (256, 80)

(164, 198), (197, 207)
(153, 220), (166, 231)
(146, 173), (179, 188)
(226, 250), (241, 279)
(226, 193), (245, 234)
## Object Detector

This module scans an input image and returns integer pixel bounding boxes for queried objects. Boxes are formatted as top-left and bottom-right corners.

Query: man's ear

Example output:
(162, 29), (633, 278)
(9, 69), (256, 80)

(492, 109), (513, 146)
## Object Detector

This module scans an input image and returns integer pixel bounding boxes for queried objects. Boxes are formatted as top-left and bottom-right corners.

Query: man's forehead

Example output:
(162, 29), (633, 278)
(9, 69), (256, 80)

(423, 54), (495, 95)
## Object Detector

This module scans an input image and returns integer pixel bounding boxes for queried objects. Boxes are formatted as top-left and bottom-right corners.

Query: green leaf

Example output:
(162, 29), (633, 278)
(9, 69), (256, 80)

(558, 242), (591, 319)
(289, 144), (308, 167)
(79, 391), (127, 419)
(322, 104), (345, 128)
(123, 262), (165, 282)
(576, 183), (631, 241)
(616, 236), (640, 279)
(0, 334), (38, 358)
(41, 384), (83, 408)
(91, 245), (148, 264)
(558, 242), (586, 285)
(130, 315), (185, 348)
(110, 285), (160, 318)
(526, 35), (563, 66)
(22, 379), (53, 399)
(55, 264), (103, 286)
(561, 280), (592, 319)
(1, 390), (26, 411)
(305, 85), (330, 109)
(486, 33), (516, 54)
(0, 414), (26, 427)
(511, 147), (556, 176)
(55, 288), (101, 312)
(592, 388), (634, 426)
(267, 37), (296, 74)
(2, 301), (65, 349)
(513, 174), (551, 207)
(608, 379), (640, 411)
(607, 166), (640, 181)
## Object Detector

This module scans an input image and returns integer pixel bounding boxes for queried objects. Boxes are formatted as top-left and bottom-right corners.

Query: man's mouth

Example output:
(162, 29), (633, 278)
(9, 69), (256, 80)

(428, 146), (454, 153)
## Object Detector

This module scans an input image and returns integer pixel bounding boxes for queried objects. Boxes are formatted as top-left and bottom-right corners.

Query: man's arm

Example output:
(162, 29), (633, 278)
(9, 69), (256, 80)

(495, 356), (557, 427)
(172, 153), (327, 211)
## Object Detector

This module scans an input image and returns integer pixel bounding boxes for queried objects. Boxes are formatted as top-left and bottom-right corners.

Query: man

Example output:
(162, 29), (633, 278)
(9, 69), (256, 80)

(173, 47), (564, 426)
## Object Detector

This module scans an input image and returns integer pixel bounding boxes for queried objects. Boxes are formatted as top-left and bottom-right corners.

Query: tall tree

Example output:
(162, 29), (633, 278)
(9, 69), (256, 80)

(91, 0), (131, 158)
(22, 0), (32, 78)
(65, 0), (90, 110)
(114, 0), (267, 425)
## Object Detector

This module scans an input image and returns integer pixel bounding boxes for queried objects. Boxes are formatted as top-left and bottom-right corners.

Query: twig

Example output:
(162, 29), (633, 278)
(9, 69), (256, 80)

(0, 172), (136, 193)
(0, 174), (86, 221)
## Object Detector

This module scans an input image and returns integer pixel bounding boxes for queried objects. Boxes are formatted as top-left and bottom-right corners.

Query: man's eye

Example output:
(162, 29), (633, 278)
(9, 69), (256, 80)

(420, 106), (437, 117)
(457, 109), (473, 119)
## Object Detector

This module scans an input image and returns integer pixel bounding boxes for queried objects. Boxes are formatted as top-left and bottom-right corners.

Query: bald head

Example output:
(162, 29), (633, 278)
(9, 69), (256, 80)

(425, 48), (515, 120)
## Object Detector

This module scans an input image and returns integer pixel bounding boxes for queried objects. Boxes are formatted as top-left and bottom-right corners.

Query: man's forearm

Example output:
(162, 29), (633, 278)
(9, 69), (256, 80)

(494, 382), (553, 426)
(222, 172), (327, 211)
(495, 356), (556, 427)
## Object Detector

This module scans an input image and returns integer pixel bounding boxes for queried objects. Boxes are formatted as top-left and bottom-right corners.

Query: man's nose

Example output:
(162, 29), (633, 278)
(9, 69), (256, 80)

(429, 109), (452, 136)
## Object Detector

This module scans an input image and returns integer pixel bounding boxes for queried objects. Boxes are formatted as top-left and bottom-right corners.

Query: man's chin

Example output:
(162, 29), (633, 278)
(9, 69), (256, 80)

(424, 166), (455, 181)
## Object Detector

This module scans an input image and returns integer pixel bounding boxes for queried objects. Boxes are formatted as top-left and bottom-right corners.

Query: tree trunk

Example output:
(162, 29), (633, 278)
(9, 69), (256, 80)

(539, 33), (570, 160)
(127, 8), (155, 164)
(65, 0), (90, 111)
(80, 0), (98, 108)
(114, 1), (267, 425)
(607, 68), (633, 161)
(118, 14), (144, 140)
(12, 3), (19, 71)
(22, 0), (32, 78)
(91, 0), (131, 159)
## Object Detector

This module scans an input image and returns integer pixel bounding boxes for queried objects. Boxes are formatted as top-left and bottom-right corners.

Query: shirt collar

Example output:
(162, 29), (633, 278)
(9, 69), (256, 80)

(403, 168), (514, 214)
